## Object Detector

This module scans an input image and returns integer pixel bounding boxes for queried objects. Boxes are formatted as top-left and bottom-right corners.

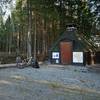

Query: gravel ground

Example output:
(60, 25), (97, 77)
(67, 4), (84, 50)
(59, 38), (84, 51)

(0, 64), (100, 100)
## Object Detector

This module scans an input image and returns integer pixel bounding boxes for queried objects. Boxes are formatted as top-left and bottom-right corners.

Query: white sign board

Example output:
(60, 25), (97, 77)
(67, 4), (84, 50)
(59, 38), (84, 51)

(52, 52), (59, 59)
(73, 52), (83, 63)
(56, 59), (59, 63)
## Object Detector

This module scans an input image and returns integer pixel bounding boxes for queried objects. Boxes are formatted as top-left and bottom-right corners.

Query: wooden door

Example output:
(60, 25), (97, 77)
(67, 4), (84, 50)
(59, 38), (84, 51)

(60, 42), (72, 64)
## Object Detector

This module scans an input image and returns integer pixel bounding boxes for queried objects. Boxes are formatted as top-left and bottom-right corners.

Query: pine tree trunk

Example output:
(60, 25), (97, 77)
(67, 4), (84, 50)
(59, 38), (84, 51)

(33, 14), (37, 59)
(27, 0), (32, 58)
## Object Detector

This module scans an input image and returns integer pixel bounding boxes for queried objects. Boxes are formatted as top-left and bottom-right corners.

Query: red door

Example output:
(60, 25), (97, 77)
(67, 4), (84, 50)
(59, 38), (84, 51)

(60, 42), (72, 64)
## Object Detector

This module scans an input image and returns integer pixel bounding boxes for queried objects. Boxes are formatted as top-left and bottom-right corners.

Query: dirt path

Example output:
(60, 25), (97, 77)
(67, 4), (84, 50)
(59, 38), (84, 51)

(0, 65), (100, 100)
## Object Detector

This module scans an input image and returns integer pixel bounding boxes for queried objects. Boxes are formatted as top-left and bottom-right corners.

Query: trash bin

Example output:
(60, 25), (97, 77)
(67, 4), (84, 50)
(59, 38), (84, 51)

(31, 58), (40, 68)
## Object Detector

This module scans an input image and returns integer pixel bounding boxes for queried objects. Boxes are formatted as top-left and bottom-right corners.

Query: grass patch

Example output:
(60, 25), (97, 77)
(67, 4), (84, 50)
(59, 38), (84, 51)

(49, 82), (61, 89)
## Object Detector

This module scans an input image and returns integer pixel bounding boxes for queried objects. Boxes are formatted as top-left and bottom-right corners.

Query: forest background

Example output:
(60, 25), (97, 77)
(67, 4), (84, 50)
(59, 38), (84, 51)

(0, 0), (99, 63)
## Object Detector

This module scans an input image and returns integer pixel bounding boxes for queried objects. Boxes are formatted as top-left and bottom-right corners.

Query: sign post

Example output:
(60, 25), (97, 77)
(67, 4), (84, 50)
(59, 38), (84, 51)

(73, 52), (85, 66)
(52, 52), (60, 64)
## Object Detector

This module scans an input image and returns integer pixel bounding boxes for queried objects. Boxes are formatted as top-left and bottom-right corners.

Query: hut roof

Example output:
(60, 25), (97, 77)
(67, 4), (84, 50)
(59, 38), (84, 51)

(50, 29), (86, 52)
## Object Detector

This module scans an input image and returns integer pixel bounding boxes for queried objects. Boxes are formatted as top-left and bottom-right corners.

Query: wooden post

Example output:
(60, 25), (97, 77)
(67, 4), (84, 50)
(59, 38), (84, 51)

(91, 52), (94, 65)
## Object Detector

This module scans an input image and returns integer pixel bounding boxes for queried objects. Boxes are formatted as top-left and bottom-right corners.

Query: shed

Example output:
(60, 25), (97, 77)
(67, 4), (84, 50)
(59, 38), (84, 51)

(50, 26), (86, 65)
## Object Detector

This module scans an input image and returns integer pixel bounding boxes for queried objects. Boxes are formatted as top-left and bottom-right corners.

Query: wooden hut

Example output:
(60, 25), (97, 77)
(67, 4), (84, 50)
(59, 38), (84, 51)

(50, 25), (86, 65)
